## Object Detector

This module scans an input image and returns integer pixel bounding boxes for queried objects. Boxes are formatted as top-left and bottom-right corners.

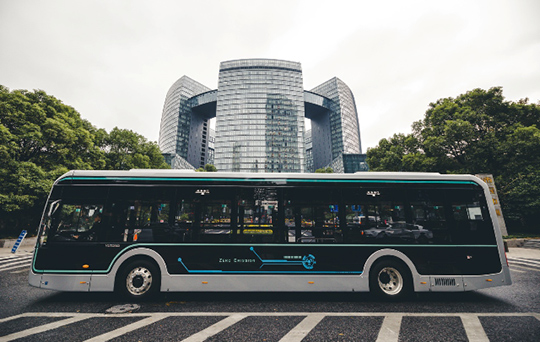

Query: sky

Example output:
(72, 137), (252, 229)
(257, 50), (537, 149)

(1, 0), (539, 151)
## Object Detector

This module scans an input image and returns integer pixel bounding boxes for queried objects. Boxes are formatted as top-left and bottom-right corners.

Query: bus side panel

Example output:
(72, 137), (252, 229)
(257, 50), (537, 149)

(161, 274), (366, 292)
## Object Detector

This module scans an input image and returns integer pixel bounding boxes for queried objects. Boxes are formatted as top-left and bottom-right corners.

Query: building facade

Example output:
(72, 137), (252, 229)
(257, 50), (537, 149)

(159, 59), (366, 173)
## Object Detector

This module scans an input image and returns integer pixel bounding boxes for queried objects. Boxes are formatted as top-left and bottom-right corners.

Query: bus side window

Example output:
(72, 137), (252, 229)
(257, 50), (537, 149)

(50, 204), (104, 242)
(448, 189), (496, 245)
(409, 189), (449, 244)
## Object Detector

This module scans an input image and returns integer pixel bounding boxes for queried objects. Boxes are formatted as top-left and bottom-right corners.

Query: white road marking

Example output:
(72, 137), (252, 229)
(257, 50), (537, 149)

(0, 255), (33, 261)
(511, 265), (540, 272)
(279, 314), (324, 342)
(376, 315), (402, 342)
(0, 312), (538, 341)
(510, 268), (526, 273)
(181, 314), (247, 342)
(83, 314), (168, 342)
(0, 315), (93, 342)
(0, 262), (32, 272)
(461, 314), (489, 342)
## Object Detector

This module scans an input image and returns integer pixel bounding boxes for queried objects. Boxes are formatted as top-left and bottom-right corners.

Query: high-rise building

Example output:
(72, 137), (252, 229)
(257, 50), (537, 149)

(158, 59), (367, 173)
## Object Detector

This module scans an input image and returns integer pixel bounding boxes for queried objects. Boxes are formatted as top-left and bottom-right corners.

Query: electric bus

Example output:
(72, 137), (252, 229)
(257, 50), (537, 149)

(30, 170), (511, 300)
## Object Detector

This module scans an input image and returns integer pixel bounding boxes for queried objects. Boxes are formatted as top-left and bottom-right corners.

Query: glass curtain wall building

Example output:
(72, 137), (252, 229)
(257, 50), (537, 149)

(215, 59), (305, 173)
(158, 59), (366, 173)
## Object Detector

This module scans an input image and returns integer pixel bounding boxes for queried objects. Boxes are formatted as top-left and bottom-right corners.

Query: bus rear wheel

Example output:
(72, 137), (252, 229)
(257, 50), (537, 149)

(369, 259), (412, 300)
(117, 260), (160, 300)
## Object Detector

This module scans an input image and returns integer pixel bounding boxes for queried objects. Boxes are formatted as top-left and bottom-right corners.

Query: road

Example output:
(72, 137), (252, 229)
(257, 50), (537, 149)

(0, 245), (539, 341)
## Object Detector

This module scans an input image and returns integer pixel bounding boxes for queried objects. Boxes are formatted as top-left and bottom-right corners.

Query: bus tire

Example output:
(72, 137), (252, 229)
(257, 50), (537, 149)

(369, 258), (412, 301)
(117, 259), (160, 300)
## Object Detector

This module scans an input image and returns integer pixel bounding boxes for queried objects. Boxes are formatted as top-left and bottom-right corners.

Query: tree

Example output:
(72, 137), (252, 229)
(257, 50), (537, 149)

(195, 164), (218, 172)
(97, 127), (169, 170)
(315, 167), (333, 173)
(0, 86), (169, 237)
(367, 87), (540, 233)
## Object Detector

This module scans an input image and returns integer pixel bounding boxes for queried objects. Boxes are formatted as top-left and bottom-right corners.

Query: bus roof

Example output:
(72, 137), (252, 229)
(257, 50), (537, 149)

(55, 169), (485, 186)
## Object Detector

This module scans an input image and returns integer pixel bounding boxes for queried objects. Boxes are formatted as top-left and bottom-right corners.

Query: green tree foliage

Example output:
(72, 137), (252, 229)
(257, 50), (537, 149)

(195, 164), (218, 172)
(0, 86), (168, 236)
(315, 167), (333, 173)
(367, 87), (540, 232)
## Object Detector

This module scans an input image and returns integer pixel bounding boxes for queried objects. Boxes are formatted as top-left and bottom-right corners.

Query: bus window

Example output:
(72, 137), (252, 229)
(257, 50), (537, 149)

(447, 188), (496, 244)
(107, 187), (174, 243)
(342, 187), (409, 244)
(49, 204), (104, 242)
(410, 189), (449, 244)
(237, 188), (278, 243)
(173, 199), (195, 242)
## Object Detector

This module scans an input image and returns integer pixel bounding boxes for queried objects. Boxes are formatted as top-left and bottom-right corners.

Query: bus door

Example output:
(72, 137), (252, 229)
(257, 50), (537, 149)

(284, 186), (342, 244)
(236, 187), (282, 243)
(183, 186), (234, 243)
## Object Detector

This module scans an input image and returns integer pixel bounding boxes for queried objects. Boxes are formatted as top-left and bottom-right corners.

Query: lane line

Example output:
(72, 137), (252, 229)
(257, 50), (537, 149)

(83, 315), (167, 342)
(461, 314), (489, 342)
(376, 314), (401, 342)
(279, 314), (324, 342)
(181, 314), (246, 342)
(0, 315), (92, 342)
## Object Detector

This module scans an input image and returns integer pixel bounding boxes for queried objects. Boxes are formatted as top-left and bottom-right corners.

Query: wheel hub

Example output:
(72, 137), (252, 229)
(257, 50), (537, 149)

(126, 267), (153, 296)
(377, 266), (403, 295)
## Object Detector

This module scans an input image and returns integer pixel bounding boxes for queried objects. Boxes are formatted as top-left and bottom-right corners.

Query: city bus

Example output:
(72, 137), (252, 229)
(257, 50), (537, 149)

(30, 170), (511, 300)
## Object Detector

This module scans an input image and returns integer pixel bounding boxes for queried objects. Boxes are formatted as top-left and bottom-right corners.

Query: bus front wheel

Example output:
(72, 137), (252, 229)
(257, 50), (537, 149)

(117, 260), (160, 300)
(369, 259), (412, 300)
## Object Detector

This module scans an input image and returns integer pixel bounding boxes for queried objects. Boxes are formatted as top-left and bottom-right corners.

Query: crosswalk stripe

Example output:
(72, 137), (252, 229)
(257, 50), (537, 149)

(1, 312), (538, 341)
(0, 315), (93, 342)
(83, 314), (167, 342)
(508, 257), (540, 266)
(510, 264), (540, 272)
(279, 314), (324, 342)
(181, 314), (247, 342)
(376, 315), (401, 342)
(461, 314), (489, 342)
(0, 254), (33, 262)
(0, 262), (32, 273)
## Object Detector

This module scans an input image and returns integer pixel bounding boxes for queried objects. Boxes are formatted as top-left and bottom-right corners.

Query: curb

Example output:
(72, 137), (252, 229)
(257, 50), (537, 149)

(504, 238), (529, 248)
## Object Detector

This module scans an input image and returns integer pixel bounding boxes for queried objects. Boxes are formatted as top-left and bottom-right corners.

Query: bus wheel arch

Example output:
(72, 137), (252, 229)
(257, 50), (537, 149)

(113, 252), (165, 300)
(364, 249), (417, 300)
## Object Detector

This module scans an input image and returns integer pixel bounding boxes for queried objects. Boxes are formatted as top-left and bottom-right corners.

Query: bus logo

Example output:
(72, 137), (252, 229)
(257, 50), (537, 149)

(195, 189), (210, 196)
(302, 254), (316, 269)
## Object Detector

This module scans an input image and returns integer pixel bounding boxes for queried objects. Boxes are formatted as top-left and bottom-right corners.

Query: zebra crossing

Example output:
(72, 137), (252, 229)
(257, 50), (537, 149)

(0, 311), (539, 342)
(507, 256), (540, 272)
(0, 253), (33, 273)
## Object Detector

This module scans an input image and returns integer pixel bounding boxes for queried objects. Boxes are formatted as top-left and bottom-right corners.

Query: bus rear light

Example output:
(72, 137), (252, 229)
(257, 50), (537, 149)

(505, 252), (509, 267)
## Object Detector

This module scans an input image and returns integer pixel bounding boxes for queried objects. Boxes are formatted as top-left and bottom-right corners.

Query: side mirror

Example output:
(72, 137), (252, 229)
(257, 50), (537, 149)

(48, 200), (61, 217)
